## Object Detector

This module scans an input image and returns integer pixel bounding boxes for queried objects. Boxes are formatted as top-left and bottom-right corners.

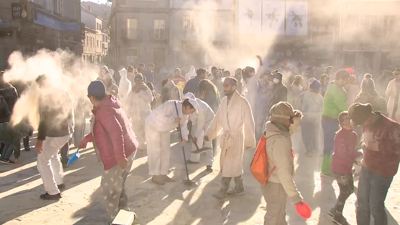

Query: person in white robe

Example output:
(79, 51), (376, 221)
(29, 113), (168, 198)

(184, 92), (215, 172)
(145, 99), (198, 185)
(243, 56), (266, 113)
(118, 68), (132, 109)
(185, 66), (197, 81)
(128, 74), (153, 150)
(385, 69), (400, 121)
(205, 77), (256, 200)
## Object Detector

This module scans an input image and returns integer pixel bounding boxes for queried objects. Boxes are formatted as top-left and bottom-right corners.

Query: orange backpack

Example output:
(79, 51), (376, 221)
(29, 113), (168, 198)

(251, 134), (295, 185)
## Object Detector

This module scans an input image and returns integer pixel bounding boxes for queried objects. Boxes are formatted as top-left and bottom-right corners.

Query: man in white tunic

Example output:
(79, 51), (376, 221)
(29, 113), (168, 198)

(205, 77), (256, 199)
(128, 74), (153, 150)
(184, 92), (215, 172)
(145, 99), (198, 185)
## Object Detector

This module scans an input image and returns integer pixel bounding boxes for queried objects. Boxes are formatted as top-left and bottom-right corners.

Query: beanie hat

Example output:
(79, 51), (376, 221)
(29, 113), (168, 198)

(310, 79), (321, 90)
(270, 102), (296, 120)
(88, 80), (106, 97)
(348, 103), (373, 126)
(135, 73), (144, 81)
(274, 72), (283, 79)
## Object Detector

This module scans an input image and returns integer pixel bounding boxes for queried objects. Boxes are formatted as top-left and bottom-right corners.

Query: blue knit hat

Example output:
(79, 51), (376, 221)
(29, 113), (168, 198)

(310, 79), (321, 90)
(88, 80), (106, 97)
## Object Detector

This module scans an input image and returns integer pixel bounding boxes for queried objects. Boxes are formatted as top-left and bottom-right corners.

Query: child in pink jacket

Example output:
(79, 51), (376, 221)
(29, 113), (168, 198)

(330, 111), (362, 225)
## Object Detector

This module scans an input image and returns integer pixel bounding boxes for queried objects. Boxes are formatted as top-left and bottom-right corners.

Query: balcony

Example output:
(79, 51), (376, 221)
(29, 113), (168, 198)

(102, 42), (108, 49)
(149, 29), (169, 42)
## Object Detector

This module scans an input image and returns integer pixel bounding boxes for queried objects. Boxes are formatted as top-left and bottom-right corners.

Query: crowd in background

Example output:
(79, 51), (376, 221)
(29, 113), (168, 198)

(0, 58), (399, 225)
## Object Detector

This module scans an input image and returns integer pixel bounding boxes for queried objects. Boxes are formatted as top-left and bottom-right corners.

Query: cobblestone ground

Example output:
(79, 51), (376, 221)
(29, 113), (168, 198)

(0, 129), (399, 225)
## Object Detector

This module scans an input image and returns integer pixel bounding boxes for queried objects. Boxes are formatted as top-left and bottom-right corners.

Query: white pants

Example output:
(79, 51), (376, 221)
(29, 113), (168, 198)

(189, 127), (213, 166)
(145, 124), (171, 176)
(132, 115), (147, 149)
(37, 135), (71, 195)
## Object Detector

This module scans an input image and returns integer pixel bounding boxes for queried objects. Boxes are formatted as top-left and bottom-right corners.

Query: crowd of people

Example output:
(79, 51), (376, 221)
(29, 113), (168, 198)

(0, 57), (399, 225)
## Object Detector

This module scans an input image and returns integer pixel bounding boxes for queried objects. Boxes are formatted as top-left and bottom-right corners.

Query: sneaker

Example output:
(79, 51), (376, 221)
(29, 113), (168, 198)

(333, 213), (350, 225)
(226, 188), (245, 196)
(0, 159), (12, 164)
(25, 147), (31, 151)
(152, 176), (165, 185)
(213, 191), (227, 200)
(186, 160), (199, 164)
(161, 175), (175, 182)
(40, 192), (62, 200)
(205, 166), (213, 173)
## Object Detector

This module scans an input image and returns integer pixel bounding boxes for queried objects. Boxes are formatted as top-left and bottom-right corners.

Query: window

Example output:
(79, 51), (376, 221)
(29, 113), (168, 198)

(154, 19), (165, 40)
(183, 15), (194, 30)
(383, 15), (396, 38)
(126, 48), (138, 65)
(127, 18), (138, 39)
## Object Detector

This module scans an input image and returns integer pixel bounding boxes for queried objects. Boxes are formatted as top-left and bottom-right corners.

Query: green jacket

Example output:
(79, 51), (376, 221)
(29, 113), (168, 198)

(322, 82), (348, 119)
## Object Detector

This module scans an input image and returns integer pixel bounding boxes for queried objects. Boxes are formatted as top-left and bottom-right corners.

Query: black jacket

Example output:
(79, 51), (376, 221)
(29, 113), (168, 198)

(0, 83), (18, 123)
(37, 90), (74, 140)
(270, 83), (288, 108)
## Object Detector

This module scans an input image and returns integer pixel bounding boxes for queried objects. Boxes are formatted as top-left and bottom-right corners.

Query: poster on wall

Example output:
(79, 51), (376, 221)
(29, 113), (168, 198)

(238, 0), (262, 34)
(262, 1), (285, 35)
(285, 1), (308, 35)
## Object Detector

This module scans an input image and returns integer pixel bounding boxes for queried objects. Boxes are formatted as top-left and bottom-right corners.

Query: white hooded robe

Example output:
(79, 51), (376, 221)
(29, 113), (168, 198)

(205, 91), (256, 177)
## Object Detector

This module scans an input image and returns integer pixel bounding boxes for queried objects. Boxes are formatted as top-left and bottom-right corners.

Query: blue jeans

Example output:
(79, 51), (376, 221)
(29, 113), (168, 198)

(0, 142), (13, 160)
(321, 117), (338, 155)
(357, 166), (393, 225)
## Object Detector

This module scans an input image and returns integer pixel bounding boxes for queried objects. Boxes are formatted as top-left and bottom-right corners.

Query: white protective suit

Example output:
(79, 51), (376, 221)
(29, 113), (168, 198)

(118, 68), (132, 107)
(205, 91), (256, 177)
(129, 85), (153, 148)
(185, 66), (196, 81)
(145, 100), (194, 176)
(386, 79), (400, 121)
(185, 93), (215, 165)
(244, 66), (266, 113)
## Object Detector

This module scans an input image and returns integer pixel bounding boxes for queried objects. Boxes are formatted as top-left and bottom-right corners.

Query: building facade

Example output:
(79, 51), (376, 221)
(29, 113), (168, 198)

(81, 6), (110, 64)
(108, 0), (235, 70)
(337, 0), (400, 72)
(0, 0), (82, 70)
(108, 0), (400, 71)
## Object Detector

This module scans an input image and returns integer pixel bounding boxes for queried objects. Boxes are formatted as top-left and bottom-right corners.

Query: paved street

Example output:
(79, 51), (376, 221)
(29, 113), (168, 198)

(0, 129), (399, 225)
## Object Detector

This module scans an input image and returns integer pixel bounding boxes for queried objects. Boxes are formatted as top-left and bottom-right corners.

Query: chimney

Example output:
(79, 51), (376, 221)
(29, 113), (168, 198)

(88, 5), (91, 12)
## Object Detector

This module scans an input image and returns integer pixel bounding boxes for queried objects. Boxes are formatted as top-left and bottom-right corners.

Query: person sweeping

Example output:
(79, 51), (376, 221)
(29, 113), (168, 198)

(145, 98), (198, 185)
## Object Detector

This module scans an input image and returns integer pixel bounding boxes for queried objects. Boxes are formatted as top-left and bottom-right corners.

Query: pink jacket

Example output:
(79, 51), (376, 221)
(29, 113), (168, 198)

(331, 128), (361, 175)
(84, 95), (138, 170)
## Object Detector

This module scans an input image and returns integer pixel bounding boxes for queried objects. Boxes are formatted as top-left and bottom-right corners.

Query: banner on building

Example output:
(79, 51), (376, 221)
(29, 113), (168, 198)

(285, 1), (308, 36)
(238, 0), (262, 34)
(262, 1), (285, 35)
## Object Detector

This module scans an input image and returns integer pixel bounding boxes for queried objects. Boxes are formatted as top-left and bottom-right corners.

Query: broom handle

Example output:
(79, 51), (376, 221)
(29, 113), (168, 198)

(174, 101), (190, 180)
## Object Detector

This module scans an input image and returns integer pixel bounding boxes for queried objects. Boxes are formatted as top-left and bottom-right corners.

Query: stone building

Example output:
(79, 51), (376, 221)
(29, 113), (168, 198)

(81, 5), (110, 64)
(336, 0), (400, 72)
(0, 0), (82, 70)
